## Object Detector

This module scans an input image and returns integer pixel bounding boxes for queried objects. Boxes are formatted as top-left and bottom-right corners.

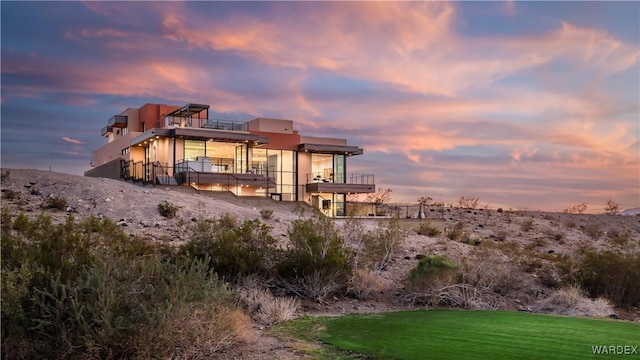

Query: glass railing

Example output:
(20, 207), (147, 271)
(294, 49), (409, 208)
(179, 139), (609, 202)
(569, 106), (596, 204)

(154, 116), (248, 131)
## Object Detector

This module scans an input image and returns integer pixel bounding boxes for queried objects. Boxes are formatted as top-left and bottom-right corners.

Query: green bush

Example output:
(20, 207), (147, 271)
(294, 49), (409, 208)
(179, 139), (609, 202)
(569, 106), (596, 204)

(277, 213), (353, 302)
(157, 200), (179, 218)
(572, 250), (640, 308)
(1, 212), (240, 359)
(179, 215), (279, 281)
(407, 255), (458, 288)
(416, 221), (441, 237)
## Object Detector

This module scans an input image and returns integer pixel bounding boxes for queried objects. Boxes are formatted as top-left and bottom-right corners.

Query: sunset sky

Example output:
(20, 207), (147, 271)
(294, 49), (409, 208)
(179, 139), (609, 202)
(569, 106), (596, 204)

(1, 1), (639, 212)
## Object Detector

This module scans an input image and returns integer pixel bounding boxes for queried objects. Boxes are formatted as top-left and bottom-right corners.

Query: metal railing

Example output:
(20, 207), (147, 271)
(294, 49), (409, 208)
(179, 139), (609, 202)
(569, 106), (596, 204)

(306, 172), (375, 184)
(121, 160), (170, 183)
(121, 159), (277, 196)
(179, 166), (276, 196)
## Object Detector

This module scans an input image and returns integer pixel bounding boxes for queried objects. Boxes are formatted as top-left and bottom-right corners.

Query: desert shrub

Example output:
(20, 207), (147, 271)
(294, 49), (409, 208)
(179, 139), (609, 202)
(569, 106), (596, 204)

(405, 249), (520, 310)
(404, 255), (460, 307)
(276, 213), (352, 303)
(572, 250), (640, 308)
(537, 266), (561, 289)
(532, 237), (548, 247)
(450, 256), (516, 309)
(1, 212), (241, 359)
(236, 277), (299, 325)
(545, 228), (566, 243)
(532, 285), (614, 318)
(494, 230), (508, 242)
(2, 189), (19, 200)
(1, 169), (10, 182)
(520, 257), (543, 273)
(607, 229), (630, 246)
(157, 200), (178, 218)
(257, 296), (300, 325)
(520, 218), (534, 232)
(416, 220), (441, 237)
(217, 212), (238, 229)
(364, 218), (405, 273)
(445, 221), (465, 241)
(347, 217), (405, 273)
(462, 236), (482, 246)
(41, 196), (68, 210)
(348, 269), (381, 300)
(345, 218), (404, 300)
(582, 223), (604, 240)
(260, 208), (274, 220)
(179, 215), (278, 281)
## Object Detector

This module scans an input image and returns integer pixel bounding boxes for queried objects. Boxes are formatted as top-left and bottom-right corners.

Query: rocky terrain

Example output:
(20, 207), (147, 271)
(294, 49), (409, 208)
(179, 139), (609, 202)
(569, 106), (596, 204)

(2, 168), (639, 359)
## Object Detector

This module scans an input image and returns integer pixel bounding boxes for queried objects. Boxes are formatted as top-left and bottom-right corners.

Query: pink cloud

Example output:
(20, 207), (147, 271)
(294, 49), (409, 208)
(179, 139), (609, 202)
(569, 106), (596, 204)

(62, 137), (84, 145)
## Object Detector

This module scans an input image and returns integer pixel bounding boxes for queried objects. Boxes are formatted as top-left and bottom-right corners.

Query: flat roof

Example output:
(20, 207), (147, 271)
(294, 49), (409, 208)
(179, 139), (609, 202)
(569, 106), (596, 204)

(166, 103), (210, 118)
(130, 128), (268, 146)
(298, 143), (363, 155)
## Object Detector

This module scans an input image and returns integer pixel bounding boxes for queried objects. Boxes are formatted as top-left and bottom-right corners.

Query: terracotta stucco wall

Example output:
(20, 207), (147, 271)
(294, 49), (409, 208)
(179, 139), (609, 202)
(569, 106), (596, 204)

(299, 135), (347, 146)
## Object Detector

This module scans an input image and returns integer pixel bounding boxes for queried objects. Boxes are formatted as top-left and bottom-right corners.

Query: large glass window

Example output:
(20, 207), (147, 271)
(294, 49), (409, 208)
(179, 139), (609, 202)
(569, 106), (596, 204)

(311, 154), (333, 182)
(183, 140), (246, 173)
(251, 149), (296, 201)
(184, 140), (205, 160)
(333, 154), (345, 183)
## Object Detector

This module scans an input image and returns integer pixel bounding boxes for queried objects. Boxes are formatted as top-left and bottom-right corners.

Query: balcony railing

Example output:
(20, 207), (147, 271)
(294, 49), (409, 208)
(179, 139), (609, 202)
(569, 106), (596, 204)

(153, 116), (248, 131)
(307, 172), (374, 185)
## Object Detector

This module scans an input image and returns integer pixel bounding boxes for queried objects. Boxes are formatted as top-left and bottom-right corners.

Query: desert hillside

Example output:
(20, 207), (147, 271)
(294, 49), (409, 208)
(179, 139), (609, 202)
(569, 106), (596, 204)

(2, 168), (639, 358)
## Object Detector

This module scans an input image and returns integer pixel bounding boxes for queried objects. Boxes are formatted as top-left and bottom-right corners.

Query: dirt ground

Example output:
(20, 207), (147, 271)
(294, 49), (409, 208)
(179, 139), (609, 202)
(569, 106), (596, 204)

(2, 168), (639, 359)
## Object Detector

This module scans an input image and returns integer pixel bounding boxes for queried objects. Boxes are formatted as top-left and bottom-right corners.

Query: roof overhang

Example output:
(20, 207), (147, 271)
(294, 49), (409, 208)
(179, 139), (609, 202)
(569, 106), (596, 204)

(131, 128), (268, 147)
(166, 103), (210, 118)
(298, 143), (363, 156)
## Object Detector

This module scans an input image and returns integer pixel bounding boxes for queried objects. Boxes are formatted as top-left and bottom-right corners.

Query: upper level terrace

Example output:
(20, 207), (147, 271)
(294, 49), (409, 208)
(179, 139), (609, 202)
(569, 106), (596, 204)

(154, 103), (248, 131)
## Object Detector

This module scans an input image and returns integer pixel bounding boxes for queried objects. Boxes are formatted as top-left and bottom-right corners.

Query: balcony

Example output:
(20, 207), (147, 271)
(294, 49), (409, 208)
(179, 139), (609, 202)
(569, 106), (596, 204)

(108, 115), (128, 128)
(101, 126), (113, 136)
(154, 116), (248, 131)
(306, 173), (375, 194)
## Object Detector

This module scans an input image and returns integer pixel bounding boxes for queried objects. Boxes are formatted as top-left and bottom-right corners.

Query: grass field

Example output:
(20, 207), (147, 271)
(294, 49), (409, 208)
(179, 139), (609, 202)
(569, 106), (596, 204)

(275, 310), (640, 359)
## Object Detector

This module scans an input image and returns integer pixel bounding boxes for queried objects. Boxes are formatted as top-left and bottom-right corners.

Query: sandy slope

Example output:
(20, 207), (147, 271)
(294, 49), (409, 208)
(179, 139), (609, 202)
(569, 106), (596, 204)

(2, 168), (639, 358)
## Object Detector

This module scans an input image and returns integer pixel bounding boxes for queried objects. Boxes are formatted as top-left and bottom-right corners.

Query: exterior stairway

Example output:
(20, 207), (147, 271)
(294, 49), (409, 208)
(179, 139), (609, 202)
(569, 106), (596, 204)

(156, 175), (178, 185)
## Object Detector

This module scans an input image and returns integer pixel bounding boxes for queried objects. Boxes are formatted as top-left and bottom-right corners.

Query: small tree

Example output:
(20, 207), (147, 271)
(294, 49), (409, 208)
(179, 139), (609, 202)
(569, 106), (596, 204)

(564, 202), (587, 214)
(458, 196), (480, 210)
(604, 199), (620, 215)
(416, 196), (432, 219)
(367, 188), (393, 216)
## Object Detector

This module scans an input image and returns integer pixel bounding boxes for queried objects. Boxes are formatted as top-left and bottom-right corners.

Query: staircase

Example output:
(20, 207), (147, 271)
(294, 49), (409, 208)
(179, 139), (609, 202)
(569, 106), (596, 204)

(156, 175), (178, 185)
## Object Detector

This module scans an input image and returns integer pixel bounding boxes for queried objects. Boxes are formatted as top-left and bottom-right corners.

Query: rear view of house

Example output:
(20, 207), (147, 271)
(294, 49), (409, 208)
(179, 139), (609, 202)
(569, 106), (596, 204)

(85, 102), (375, 216)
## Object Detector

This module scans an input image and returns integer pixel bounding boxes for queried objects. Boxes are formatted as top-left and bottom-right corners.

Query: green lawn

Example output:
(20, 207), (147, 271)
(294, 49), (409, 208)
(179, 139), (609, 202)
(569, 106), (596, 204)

(278, 310), (640, 360)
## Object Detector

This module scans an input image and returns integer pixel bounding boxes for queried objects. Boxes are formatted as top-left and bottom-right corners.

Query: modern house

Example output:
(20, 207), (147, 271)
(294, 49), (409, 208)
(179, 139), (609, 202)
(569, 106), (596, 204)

(85, 102), (375, 216)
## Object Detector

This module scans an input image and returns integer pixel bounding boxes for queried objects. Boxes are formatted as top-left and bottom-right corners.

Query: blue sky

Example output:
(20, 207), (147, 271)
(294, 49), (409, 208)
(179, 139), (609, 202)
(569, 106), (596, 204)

(1, 1), (638, 212)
